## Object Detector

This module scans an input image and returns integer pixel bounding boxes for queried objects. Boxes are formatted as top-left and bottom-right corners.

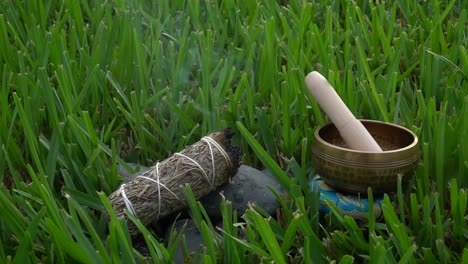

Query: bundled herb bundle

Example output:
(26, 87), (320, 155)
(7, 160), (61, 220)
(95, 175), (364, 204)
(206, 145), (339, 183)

(108, 129), (240, 235)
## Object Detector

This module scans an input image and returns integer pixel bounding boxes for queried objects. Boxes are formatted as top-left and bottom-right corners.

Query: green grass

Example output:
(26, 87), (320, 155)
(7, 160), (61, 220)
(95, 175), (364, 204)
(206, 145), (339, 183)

(0, 0), (467, 263)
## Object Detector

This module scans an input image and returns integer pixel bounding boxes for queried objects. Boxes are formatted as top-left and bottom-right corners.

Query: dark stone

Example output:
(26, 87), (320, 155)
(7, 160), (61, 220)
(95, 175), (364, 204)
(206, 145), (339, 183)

(164, 219), (204, 264)
(201, 165), (283, 220)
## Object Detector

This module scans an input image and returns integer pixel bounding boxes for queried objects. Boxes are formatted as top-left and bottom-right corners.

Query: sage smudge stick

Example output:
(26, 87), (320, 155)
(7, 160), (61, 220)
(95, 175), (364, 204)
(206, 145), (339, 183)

(108, 129), (240, 236)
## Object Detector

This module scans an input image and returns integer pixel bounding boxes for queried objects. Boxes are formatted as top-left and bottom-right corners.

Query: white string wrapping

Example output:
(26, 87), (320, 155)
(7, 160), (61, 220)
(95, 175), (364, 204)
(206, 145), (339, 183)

(174, 152), (211, 188)
(202, 136), (232, 167)
(119, 136), (232, 219)
(119, 183), (137, 217)
(135, 164), (184, 219)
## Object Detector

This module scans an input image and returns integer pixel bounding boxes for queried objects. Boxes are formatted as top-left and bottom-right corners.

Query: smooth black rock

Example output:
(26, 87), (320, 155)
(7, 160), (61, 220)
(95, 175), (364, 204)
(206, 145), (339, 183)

(164, 219), (204, 264)
(201, 165), (283, 220)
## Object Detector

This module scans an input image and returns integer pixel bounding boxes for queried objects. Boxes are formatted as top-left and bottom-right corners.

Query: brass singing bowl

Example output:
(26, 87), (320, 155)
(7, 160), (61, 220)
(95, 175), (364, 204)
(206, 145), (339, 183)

(312, 119), (419, 195)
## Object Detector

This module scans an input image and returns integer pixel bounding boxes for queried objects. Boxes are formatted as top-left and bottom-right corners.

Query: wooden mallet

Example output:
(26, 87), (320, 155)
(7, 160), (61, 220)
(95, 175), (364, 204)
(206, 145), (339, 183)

(305, 71), (382, 152)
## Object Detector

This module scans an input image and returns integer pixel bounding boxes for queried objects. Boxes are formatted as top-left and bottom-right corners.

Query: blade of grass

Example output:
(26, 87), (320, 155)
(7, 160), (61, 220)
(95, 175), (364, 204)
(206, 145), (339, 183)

(12, 207), (45, 264)
(216, 228), (270, 258)
(44, 218), (88, 263)
(98, 192), (136, 264)
(281, 212), (301, 255)
(236, 121), (290, 190)
(382, 195), (414, 262)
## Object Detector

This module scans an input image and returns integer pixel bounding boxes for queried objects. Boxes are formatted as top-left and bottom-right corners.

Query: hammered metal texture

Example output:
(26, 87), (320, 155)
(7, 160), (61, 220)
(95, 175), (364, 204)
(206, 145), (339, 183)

(312, 120), (419, 195)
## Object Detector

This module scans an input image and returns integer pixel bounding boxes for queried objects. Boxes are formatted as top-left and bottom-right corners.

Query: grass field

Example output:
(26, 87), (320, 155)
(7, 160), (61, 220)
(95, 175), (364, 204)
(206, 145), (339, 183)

(0, 0), (467, 263)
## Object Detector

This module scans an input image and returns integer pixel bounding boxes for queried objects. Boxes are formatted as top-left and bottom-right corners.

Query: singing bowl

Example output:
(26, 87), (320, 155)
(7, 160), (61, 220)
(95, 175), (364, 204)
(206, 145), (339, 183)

(312, 119), (419, 194)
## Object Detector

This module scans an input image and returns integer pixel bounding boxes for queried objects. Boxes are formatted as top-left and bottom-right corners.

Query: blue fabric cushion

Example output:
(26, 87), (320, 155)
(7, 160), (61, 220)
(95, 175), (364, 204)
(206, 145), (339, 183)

(310, 175), (383, 221)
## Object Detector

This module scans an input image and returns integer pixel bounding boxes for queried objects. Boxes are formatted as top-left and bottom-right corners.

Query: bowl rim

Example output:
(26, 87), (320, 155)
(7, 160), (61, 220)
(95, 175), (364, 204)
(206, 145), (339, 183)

(314, 119), (419, 154)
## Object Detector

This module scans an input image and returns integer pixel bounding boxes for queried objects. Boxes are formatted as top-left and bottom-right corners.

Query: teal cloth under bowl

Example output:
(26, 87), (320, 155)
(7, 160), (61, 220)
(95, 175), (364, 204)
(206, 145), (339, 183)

(310, 175), (383, 221)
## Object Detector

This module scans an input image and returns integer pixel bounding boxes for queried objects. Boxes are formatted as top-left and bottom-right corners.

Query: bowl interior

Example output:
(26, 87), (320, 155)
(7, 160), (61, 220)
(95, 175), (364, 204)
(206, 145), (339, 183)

(318, 120), (416, 151)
